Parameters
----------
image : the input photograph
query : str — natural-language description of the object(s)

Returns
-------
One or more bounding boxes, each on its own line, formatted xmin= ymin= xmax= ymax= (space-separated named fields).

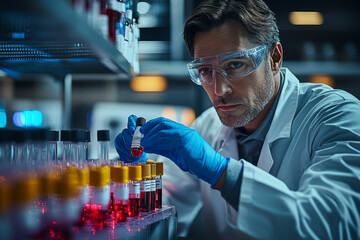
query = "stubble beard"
xmin=217 ymin=63 xmax=275 ymax=128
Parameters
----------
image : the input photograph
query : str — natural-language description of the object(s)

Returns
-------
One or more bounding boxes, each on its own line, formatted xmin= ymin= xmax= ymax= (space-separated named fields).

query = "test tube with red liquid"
xmin=104 ymin=0 xmax=120 ymax=44
xmin=111 ymin=165 xmax=129 ymax=222
xmin=131 ymin=117 xmax=146 ymax=157
xmin=128 ymin=165 xmax=141 ymax=217
xmin=146 ymin=162 xmax=156 ymax=211
xmin=155 ymin=162 xmax=163 ymax=208
xmin=140 ymin=164 xmax=151 ymax=212
xmin=88 ymin=166 xmax=111 ymax=230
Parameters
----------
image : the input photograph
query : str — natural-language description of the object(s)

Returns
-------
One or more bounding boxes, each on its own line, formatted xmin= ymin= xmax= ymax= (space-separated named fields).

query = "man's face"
xmin=193 ymin=21 xmax=275 ymax=128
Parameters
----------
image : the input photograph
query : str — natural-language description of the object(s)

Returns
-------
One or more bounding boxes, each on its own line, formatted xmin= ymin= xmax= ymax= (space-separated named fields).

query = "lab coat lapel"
xmin=216 ymin=126 xmax=239 ymax=160
xmin=257 ymin=68 xmax=299 ymax=172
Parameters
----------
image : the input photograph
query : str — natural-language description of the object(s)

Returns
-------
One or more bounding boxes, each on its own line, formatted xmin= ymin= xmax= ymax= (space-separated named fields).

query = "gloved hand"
xmin=141 ymin=117 xmax=229 ymax=187
xmin=114 ymin=115 xmax=148 ymax=163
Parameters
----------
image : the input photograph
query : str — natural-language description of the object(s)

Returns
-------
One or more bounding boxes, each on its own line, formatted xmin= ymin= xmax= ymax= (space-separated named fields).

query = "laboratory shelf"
xmin=75 ymin=205 xmax=177 ymax=240
xmin=0 ymin=0 xmax=133 ymax=78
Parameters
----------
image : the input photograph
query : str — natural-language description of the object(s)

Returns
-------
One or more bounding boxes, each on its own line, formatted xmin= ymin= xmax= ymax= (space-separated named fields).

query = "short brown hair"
xmin=183 ymin=0 xmax=280 ymax=57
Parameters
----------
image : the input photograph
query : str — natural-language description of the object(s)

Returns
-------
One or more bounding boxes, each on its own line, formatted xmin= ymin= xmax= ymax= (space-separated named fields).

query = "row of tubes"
xmin=0 ymin=129 xmax=164 ymax=239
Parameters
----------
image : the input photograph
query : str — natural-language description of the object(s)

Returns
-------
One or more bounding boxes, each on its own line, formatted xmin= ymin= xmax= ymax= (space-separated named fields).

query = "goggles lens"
xmin=187 ymin=45 xmax=269 ymax=85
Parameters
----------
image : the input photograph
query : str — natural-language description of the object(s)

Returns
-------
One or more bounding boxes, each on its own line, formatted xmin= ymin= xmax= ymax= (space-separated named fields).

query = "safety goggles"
xmin=187 ymin=45 xmax=269 ymax=85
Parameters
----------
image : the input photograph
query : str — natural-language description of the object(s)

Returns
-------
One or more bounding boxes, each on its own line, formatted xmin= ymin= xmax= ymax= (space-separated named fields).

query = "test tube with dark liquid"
xmin=140 ymin=164 xmax=151 ymax=212
xmin=155 ymin=162 xmax=164 ymax=208
xmin=128 ymin=165 xmax=142 ymax=217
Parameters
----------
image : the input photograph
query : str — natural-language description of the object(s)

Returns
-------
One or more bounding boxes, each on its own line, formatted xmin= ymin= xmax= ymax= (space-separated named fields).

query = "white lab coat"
xmin=159 ymin=68 xmax=360 ymax=239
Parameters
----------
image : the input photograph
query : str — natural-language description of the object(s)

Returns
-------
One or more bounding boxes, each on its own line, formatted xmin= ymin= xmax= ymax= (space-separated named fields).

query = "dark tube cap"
xmin=136 ymin=117 xmax=146 ymax=126
xmin=0 ymin=129 xmax=10 ymax=142
xmin=60 ymin=130 xmax=71 ymax=141
xmin=97 ymin=130 xmax=110 ymax=141
xmin=47 ymin=130 xmax=59 ymax=141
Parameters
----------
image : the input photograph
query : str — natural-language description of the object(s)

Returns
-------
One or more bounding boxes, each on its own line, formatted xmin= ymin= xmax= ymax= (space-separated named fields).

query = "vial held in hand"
xmin=131 ymin=117 xmax=146 ymax=157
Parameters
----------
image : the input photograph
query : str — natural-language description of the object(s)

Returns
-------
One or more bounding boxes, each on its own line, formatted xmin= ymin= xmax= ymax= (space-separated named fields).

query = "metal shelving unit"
xmin=0 ymin=0 xmax=133 ymax=79
xmin=0 ymin=0 xmax=136 ymax=129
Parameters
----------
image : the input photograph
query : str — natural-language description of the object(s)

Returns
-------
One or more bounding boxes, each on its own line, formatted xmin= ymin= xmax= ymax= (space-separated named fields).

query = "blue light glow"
xmin=0 ymin=110 xmax=6 ymax=128
xmin=13 ymin=110 xmax=43 ymax=128
xmin=12 ymin=32 xmax=25 ymax=39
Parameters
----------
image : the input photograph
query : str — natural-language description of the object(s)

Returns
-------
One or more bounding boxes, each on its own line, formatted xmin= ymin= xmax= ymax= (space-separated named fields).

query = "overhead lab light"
xmin=289 ymin=11 xmax=324 ymax=25
xmin=130 ymin=75 xmax=167 ymax=92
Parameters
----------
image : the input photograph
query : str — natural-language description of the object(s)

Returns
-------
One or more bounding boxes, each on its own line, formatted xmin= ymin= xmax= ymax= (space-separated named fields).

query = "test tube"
xmin=77 ymin=166 xmax=90 ymax=206
xmin=105 ymin=0 xmax=120 ymax=44
xmin=47 ymin=131 xmax=59 ymax=164
xmin=131 ymin=117 xmax=146 ymax=157
xmin=11 ymin=174 xmax=41 ymax=239
xmin=149 ymin=163 xmax=156 ymax=211
xmin=111 ymin=165 xmax=129 ymax=222
xmin=140 ymin=164 xmax=151 ymax=212
xmin=13 ymin=130 xmax=27 ymax=170
xmin=61 ymin=130 xmax=74 ymax=167
xmin=128 ymin=165 xmax=141 ymax=217
xmin=77 ymin=166 xmax=90 ymax=227
xmin=155 ymin=162 xmax=163 ymax=208
xmin=26 ymin=129 xmax=48 ymax=171
xmin=75 ymin=130 xmax=90 ymax=164
xmin=0 ymin=181 xmax=12 ymax=240
xmin=88 ymin=166 xmax=111 ymax=229
xmin=0 ymin=129 xmax=11 ymax=172
xmin=56 ymin=170 xmax=81 ymax=233
xmin=97 ymin=130 xmax=110 ymax=164
xmin=37 ymin=170 xmax=59 ymax=235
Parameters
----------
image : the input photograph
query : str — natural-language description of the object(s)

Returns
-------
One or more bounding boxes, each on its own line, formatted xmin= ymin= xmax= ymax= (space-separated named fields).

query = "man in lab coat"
xmin=115 ymin=0 xmax=360 ymax=239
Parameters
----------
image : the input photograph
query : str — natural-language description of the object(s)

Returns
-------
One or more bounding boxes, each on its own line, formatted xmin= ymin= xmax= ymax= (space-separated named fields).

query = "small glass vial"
xmin=131 ymin=117 xmax=146 ymax=157
xmin=76 ymin=166 xmax=90 ymax=227
xmin=23 ymin=129 xmax=48 ymax=173
xmin=12 ymin=175 xmax=41 ymax=239
xmin=140 ymin=164 xmax=151 ymax=212
xmin=77 ymin=167 xmax=90 ymax=207
xmin=0 ymin=181 xmax=12 ymax=240
xmin=76 ymin=130 xmax=91 ymax=165
xmin=47 ymin=130 xmax=59 ymax=164
xmin=127 ymin=165 xmax=141 ymax=217
xmin=56 ymin=170 xmax=81 ymax=233
xmin=13 ymin=130 xmax=27 ymax=169
xmin=0 ymin=129 xmax=11 ymax=172
xmin=61 ymin=130 xmax=74 ymax=167
xmin=149 ymin=163 xmax=156 ymax=211
xmin=111 ymin=165 xmax=129 ymax=222
xmin=88 ymin=166 xmax=111 ymax=229
xmin=155 ymin=162 xmax=163 ymax=208
xmin=106 ymin=0 xmax=120 ymax=44
xmin=97 ymin=130 xmax=110 ymax=165
xmin=146 ymin=160 xmax=156 ymax=211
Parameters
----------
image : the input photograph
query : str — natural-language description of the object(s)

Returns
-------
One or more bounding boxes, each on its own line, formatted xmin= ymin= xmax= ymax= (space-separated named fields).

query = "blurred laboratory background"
xmin=1 ymin=0 xmax=359 ymax=159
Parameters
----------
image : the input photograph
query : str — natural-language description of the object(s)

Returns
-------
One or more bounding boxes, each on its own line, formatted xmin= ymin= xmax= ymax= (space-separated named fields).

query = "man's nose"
xmin=213 ymin=69 xmax=232 ymax=96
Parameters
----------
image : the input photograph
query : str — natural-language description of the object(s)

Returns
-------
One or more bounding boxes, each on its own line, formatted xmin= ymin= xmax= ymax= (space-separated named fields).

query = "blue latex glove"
xmin=141 ymin=117 xmax=229 ymax=187
xmin=114 ymin=115 xmax=148 ymax=163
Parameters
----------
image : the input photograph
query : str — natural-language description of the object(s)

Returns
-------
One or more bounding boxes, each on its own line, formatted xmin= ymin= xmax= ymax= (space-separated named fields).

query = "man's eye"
xmin=198 ymin=67 xmax=212 ymax=75
xmin=227 ymin=61 xmax=243 ymax=69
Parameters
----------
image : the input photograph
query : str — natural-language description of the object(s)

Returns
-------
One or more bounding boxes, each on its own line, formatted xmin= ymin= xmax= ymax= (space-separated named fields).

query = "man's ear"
xmin=270 ymin=42 xmax=283 ymax=76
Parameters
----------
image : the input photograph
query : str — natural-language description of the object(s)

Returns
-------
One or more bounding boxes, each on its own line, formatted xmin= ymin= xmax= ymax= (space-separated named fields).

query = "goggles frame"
xmin=187 ymin=44 xmax=269 ymax=85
